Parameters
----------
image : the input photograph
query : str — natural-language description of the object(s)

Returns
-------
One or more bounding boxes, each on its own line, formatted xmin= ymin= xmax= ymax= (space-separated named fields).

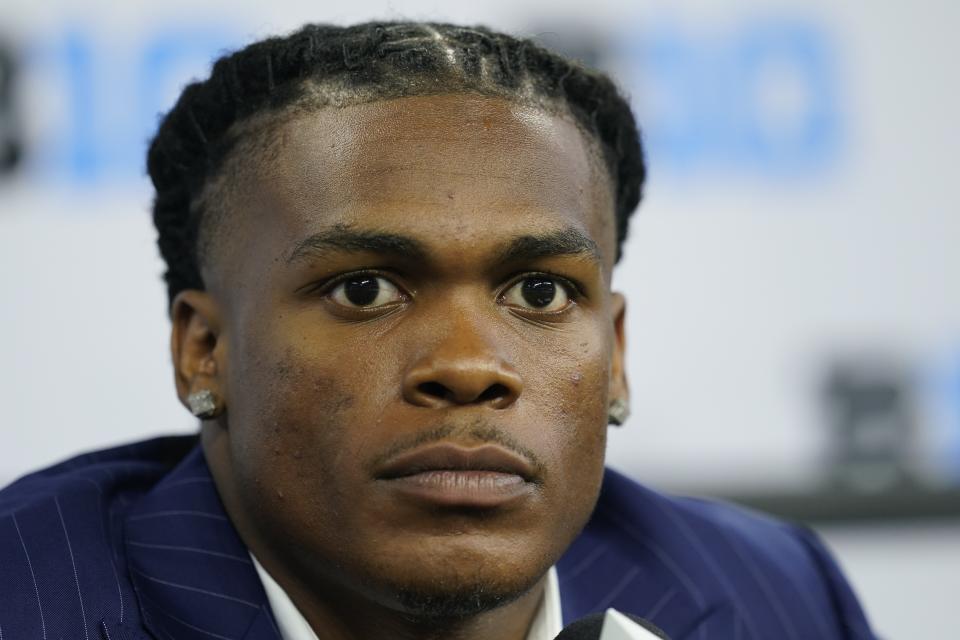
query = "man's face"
xmin=182 ymin=93 xmax=627 ymax=616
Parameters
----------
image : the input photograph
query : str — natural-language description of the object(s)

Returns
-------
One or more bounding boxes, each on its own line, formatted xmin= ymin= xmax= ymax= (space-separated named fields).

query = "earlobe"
xmin=170 ymin=290 xmax=226 ymax=419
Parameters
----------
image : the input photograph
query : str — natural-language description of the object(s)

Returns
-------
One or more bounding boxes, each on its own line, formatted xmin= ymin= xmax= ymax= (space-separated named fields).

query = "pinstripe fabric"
xmin=557 ymin=477 xmax=876 ymax=639
xmin=0 ymin=437 xmax=195 ymax=640
xmin=0 ymin=436 xmax=876 ymax=639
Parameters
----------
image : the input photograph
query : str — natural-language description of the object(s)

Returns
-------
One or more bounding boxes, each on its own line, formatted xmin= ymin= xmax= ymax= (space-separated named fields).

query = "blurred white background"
xmin=1 ymin=1 xmax=958 ymax=637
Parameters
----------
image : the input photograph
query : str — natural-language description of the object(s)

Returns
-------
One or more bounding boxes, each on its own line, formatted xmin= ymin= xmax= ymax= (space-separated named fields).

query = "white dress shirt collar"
xmin=252 ymin=555 xmax=563 ymax=640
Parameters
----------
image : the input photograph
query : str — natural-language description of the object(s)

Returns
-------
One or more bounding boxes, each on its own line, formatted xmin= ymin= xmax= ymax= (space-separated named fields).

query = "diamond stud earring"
xmin=608 ymin=398 xmax=630 ymax=426
xmin=187 ymin=389 xmax=220 ymax=420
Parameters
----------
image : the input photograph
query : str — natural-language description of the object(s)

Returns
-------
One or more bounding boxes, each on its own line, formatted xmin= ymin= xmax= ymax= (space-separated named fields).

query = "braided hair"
xmin=147 ymin=21 xmax=645 ymax=307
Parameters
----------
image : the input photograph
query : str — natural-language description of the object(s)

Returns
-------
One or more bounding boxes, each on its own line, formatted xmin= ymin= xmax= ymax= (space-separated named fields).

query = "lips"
xmin=375 ymin=443 xmax=538 ymax=508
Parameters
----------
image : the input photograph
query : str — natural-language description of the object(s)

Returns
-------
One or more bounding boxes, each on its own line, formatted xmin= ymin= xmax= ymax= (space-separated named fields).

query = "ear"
xmin=170 ymin=289 xmax=226 ymax=417
xmin=608 ymin=292 xmax=629 ymax=406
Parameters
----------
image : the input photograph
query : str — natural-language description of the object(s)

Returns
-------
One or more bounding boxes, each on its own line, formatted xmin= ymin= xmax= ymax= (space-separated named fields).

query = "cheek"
xmin=526 ymin=330 xmax=610 ymax=496
xmin=226 ymin=336 xmax=364 ymax=521
xmin=541 ymin=331 xmax=610 ymax=428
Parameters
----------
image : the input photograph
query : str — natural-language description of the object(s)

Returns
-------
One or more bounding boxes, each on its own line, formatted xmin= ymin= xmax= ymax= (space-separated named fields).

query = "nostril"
xmin=477 ymin=383 xmax=510 ymax=403
xmin=414 ymin=381 xmax=512 ymax=405
xmin=417 ymin=381 xmax=451 ymax=400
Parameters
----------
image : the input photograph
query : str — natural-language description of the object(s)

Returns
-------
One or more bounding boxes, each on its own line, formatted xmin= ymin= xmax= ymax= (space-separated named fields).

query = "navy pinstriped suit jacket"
xmin=0 ymin=436 xmax=875 ymax=639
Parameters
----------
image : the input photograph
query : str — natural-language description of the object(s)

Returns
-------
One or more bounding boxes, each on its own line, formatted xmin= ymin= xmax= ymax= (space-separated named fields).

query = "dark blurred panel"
xmin=0 ymin=37 xmax=22 ymax=176
xmin=824 ymin=356 xmax=916 ymax=492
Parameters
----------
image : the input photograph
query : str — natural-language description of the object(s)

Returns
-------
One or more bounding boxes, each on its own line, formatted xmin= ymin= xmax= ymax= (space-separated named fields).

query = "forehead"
xmin=205 ymin=93 xmax=615 ymax=288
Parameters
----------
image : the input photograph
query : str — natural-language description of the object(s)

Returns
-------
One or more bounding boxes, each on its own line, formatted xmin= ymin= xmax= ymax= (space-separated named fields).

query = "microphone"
xmin=554 ymin=609 xmax=671 ymax=640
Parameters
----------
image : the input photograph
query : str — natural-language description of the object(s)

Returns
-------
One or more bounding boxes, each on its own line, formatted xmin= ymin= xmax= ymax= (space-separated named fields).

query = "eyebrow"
xmin=496 ymin=227 xmax=602 ymax=266
xmin=286 ymin=226 xmax=430 ymax=265
xmin=285 ymin=224 xmax=602 ymax=266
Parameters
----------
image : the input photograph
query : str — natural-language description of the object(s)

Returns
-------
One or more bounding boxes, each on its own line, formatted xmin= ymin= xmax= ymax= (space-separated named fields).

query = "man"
xmin=0 ymin=22 xmax=875 ymax=640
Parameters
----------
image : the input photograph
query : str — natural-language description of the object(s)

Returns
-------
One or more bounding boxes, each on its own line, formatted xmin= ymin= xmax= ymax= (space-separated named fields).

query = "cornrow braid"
xmin=147 ymin=21 xmax=645 ymax=307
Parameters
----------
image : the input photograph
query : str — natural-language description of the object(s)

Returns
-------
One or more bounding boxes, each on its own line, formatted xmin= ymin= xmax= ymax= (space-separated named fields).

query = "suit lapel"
xmin=121 ymin=446 xmax=280 ymax=640
xmin=557 ymin=470 xmax=716 ymax=640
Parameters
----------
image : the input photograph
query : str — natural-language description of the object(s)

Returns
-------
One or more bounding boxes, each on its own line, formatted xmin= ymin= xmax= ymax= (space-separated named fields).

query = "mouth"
xmin=375 ymin=442 xmax=538 ymax=508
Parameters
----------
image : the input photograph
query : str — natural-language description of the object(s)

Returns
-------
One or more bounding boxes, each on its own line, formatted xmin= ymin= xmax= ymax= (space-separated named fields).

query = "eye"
xmin=502 ymin=276 xmax=573 ymax=312
xmin=328 ymin=275 xmax=404 ymax=308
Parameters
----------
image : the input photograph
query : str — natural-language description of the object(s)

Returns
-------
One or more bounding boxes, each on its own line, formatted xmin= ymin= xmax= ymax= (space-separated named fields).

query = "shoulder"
xmin=603 ymin=469 xmax=822 ymax=580
xmin=561 ymin=467 xmax=875 ymax=639
xmin=1 ymin=435 xmax=198 ymax=510
xmin=0 ymin=435 xmax=198 ymax=637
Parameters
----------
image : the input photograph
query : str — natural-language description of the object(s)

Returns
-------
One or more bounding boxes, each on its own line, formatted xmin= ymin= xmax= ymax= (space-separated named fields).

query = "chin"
xmin=355 ymin=536 xmax=552 ymax=620
xmin=390 ymin=577 xmax=534 ymax=620
xmin=377 ymin=564 xmax=545 ymax=621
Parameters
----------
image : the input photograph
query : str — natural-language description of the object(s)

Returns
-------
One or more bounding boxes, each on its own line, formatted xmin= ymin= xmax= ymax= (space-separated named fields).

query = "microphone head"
xmin=553 ymin=613 xmax=605 ymax=640
xmin=553 ymin=611 xmax=671 ymax=640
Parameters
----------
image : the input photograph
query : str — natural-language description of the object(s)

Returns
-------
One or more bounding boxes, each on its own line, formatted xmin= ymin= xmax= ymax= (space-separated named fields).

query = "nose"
xmin=402 ymin=322 xmax=522 ymax=410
